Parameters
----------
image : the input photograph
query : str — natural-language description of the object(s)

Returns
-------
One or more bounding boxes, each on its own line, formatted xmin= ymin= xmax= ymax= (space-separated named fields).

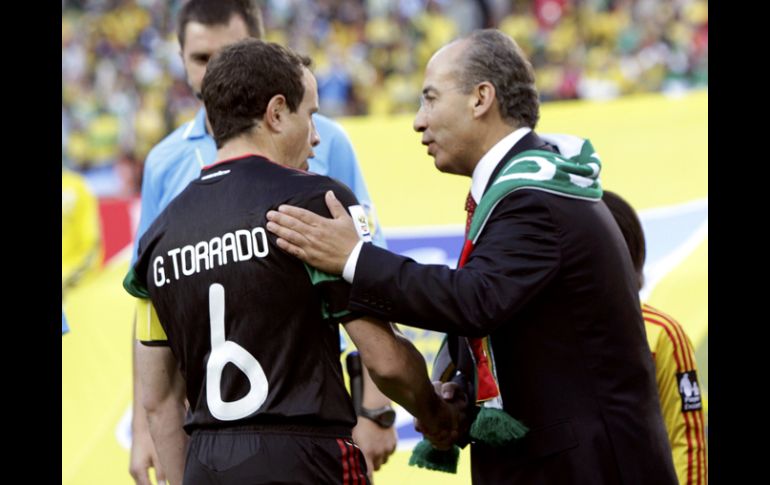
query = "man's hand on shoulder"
xmin=266 ymin=190 xmax=359 ymax=274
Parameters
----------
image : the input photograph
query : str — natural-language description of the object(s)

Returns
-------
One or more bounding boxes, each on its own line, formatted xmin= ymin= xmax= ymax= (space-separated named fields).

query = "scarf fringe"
xmin=469 ymin=407 xmax=529 ymax=446
xmin=408 ymin=440 xmax=460 ymax=474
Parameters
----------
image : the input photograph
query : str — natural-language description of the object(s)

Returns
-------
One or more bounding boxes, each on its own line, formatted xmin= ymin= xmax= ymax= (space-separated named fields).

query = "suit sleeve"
xmin=348 ymin=190 xmax=561 ymax=337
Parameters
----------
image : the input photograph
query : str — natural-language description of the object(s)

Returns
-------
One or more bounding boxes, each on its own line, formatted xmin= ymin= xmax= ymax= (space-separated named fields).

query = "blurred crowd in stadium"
xmin=61 ymin=0 xmax=707 ymax=197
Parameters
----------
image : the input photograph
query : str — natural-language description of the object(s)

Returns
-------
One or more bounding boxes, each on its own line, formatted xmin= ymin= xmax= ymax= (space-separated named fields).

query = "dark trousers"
xmin=184 ymin=429 xmax=370 ymax=485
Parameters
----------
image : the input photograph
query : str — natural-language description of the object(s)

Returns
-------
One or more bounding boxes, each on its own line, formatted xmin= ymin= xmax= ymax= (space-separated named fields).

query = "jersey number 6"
xmin=206 ymin=283 xmax=269 ymax=421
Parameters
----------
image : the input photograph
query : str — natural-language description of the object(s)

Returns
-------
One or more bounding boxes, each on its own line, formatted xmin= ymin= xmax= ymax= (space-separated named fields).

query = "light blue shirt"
xmin=62 ymin=310 xmax=69 ymax=335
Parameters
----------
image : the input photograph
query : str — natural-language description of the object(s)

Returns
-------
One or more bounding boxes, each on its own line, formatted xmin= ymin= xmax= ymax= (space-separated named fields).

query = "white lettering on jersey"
xmin=181 ymin=245 xmax=196 ymax=276
xmin=195 ymin=241 xmax=210 ymax=272
xmin=235 ymin=229 xmax=253 ymax=261
xmin=167 ymin=248 xmax=181 ymax=280
xmin=205 ymin=283 xmax=269 ymax=421
xmin=209 ymin=236 xmax=223 ymax=267
xmin=151 ymin=226 xmax=272 ymax=288
xmin=222 ymin=233 xmax=237 ymax=265
xmin=252 ymin=228 xmax=269 ymax=257
xmin=153 ymin=256 xmax=166 ymax=287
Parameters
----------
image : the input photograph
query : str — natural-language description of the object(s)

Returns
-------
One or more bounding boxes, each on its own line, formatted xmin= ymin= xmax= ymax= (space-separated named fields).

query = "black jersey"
xmin=125 ymin=155 xmax=361 ymax=435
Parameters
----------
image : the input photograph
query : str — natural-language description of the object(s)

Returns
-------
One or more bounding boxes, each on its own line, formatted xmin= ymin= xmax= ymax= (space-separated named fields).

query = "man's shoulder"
xmin=144 ymin=119 xmax=203 ymax=168
xmin=642 ymin=304 xmax=688 ymax=337
xmin=312 ymin=173 xmax=356 ymax=199
xmin=283 ymin=170 xmax=358 ymax=211
xmin=289 ymin=169 xmax=353 ymax=197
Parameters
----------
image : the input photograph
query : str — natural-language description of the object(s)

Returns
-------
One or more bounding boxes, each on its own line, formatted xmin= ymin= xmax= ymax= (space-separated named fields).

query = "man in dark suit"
xmin=266 ymin=29 xmax=676 ymax=484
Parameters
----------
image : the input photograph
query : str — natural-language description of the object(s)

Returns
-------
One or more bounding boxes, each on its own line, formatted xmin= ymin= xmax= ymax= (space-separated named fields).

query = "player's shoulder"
xmin=144 ymin=119 xmax=200 ymax=168
xmin=279 ymin=170 xmax=358 ymax=212
xmin=642 ymin=303 xmax=683 ymax=329
xmin=642 ymin=303 xmax=691 ymax=348
xmin=309 ymin=173 xmax=356 ymax=201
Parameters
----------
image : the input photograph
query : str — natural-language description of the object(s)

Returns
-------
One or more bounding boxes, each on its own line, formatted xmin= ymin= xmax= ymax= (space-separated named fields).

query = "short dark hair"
xmin=177 ymin=0 xmax=264 ymax=48
xmin=201 ymin=39 xmax=311 ymax=148
xmin=603 ymin=190 xmax=646 ymax=289
xmin=456 ymin=29 xmax=540 ymax=129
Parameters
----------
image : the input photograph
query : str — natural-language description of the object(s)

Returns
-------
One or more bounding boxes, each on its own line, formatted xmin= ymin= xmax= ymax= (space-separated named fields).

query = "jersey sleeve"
xmin=123 ymin=216 xmax=171 ymax=346
xmin=134 ymin=298 xmax=169 ymax=345
xmin=298 ymin=181 xmax=367 ymax=324
xmin=648 ymin=310 xmax=707 ymax=485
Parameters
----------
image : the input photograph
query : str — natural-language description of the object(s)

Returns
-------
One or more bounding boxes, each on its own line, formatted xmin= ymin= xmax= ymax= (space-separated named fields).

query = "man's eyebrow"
xmin=422 ymin=86 xmax=438 ymax=96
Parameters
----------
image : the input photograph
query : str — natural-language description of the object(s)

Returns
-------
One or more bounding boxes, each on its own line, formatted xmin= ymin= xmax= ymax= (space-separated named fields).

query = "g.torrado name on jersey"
xmin=152 ymin=227 xmax=269 ymax=287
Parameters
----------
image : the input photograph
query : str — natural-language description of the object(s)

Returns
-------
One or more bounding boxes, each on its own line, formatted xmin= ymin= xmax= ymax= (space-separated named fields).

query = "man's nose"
xmin=413 ymin=107 xmax=427 ymax=133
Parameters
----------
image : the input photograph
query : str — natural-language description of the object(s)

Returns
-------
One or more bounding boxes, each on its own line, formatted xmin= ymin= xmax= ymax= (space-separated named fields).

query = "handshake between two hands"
xmin=414 ymin=381 xmax=469 ymax=450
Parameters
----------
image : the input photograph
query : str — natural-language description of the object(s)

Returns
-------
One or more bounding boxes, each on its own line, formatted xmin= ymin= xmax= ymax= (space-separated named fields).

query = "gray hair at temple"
xmin=456 ymin=29 xmax=540 ymax=129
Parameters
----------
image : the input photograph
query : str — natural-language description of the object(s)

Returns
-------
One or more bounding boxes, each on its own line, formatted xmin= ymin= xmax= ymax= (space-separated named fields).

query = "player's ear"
xmin=265 ymin=95 xmax=287 ymax=132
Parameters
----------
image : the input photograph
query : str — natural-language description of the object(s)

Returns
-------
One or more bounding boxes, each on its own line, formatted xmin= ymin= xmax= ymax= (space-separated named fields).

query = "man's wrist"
xmin=358 ymin=405 xmax=396 ymax=428
xmin=342 ymin=240 xmax=364 ymax=283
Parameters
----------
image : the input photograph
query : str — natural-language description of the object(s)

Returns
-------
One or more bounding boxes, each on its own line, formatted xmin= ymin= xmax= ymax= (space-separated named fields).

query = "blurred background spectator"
xmin=62 ymin=167 xmax=103 ymax=297
xmin=61 ymin=0 xmax=707 ymax=197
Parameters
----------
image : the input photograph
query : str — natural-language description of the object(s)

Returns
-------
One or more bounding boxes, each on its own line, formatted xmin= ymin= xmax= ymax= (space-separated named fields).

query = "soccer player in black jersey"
xmin=124 ymin=39 xmax=459 ymax=485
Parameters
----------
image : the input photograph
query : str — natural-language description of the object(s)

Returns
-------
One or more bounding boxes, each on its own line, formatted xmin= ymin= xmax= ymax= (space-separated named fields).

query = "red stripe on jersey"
xmin=645 ymin=306 xmax=706 ymax=484
xmin=202 ymin=153 xmax=309 ymax=174
xmin=644 ymin=312 xmax=694 ymax=484
xmin=643 ymin=316 xmax=684 ymax=371
xmin=663 ymin=311 xmax=703 ymax=485
xmin=696 ymin=409 xmax=707 ymax=484
xmin=644 ymin=306 xmax=693 ymax=370
xmin=201 ymin=153 xmax=256 ymax=170
xmin=683 ymin=329 xmax=707 ymax=485
xmin=336 ymin=438 xmax=349 ymax=485
xmin=682 ymin=333 xmax=705 ymax=485
xmin=703 ymin=419 xmax=708 ymax=484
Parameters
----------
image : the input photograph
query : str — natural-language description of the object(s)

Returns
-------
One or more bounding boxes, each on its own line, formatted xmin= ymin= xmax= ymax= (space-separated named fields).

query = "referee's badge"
xmin=348 ymin=204 xmax=373 ymax=242
xmin=677 ymin=371 xmax=702 ymax=412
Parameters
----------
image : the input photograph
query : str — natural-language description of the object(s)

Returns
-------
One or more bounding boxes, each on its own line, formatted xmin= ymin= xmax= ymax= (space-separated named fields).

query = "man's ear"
xmin=265 ymin=95 xmax=288 ymax=132
xmin=472 ymin=81 xmax=496 ymax=119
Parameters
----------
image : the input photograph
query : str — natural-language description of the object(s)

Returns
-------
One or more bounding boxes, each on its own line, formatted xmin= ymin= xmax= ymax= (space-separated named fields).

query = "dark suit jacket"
xmin=348 ymin=132 xmax=677 ymax=484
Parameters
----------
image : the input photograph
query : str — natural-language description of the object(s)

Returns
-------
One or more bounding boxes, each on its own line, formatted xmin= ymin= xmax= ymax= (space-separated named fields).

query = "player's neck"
xmin=216 ymin=136 xmax=271 ymax=164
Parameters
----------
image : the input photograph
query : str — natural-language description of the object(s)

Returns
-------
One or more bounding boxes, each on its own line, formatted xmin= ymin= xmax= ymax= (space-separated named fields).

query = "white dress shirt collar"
xmin=470 ymin=127 xmax=532 ymax=203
